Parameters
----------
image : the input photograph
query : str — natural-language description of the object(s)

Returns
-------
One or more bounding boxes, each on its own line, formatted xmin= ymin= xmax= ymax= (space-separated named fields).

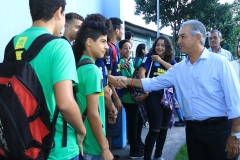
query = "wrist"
xmin=127 ymin=78 xmax=131 ymax=86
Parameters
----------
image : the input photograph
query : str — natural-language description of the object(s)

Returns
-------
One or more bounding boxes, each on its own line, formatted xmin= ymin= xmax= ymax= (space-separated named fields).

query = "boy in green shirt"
xmin=73 ymin=21 xmax=114 ymax=160
xmin=7 ymin=0 xmax=86 ymax=159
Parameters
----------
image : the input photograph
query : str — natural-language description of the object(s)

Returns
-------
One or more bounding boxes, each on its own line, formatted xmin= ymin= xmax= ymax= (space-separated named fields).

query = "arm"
xmin=87 ymin=93 xmax=113 ymax=159
xmin=220 ymin=59 xmax=240 ymax=158
xmin=226 ymin=117 xmax=240 ymax=158
xmin=104 ymin=86 xmax=118 ymax=115
xmin=107 ymin=69 xmax=122 ymax=111
xmin=121 ymin=67 xmax=175 ymax=92
xmin=138 ymin=67 xmax=147 ymax=79
xmin=54 ymin=80 xmax=86 ymax=136
xmin=109 ymin=83 xmax=122 ymax=112
xmin=151 ymin=55 xmax=172 ymax=69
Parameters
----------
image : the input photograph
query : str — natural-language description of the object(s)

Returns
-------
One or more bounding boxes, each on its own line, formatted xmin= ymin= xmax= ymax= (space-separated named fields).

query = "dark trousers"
xmin=123 ymin=102 xmax=143 ymax=152
xmin=186 ymin=120 xmax=237 ymax=160
xmin=144 ymin=95 xmax=172 ymax=160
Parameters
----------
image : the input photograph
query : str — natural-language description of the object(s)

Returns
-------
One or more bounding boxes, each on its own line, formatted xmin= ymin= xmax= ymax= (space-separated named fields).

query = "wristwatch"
xmin=230 ymin=132 xmax=240 ymax=139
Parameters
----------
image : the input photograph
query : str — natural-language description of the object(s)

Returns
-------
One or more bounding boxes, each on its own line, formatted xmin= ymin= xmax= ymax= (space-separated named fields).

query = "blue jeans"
xmin=70 ymin=155 xmax=79 ymax=160
xmin=186 ymin=120 xmax=237 ymax=160
xmin=83 ymin=154 xmax=102 ymax=160
xmin=176 ymin=108 xmax=184 ymax=121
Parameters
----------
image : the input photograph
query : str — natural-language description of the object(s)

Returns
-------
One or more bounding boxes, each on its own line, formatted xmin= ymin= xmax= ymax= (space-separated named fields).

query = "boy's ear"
xmin=64 ymin=23 xmax=69 ymax=29
xmin=54 ymin=7 xmax=63 ymax=20
xmin=116 ymin=28 xmax=119 ymax=34
xmin=86 ymin=38 xmax=93 ymax=47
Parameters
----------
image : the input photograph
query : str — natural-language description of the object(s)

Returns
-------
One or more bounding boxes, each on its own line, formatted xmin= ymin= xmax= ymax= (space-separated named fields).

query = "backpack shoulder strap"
xmin=4 ymin=34 xmax=58 ymax=62
xmin=23 ymin=34 xmax=59 ymax=62
xmin=75 ymin=58 xmax=94 ymax=122
xmin=76 ymin=58 xmax=94 ymax=68
xmin=108 ymin=42 xmax=117 ymax=65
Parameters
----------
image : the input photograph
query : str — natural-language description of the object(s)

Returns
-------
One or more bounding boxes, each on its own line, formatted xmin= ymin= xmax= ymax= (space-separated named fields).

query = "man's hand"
xmin=225 ymin=136 xmax=240 ymax=158
xmin=77 ymin=133 xmax=85 ymax=156
xmin=108 ymin=75 xmax=127 ymax=88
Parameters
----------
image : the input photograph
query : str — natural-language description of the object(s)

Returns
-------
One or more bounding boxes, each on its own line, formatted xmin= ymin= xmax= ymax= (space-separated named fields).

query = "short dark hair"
xmin=73 ymin=21 xmax=109 ymax=63
xmin=29 ymin=0 xmax=66 ymax=21
xmin=84 ymin=14 xmax=113 ymax=42
xmin=125 ymin=31 xmax=133 ymax=40
xmin=65 ymin=12 xmax=84 ymax=24
xmin=119 ymin=40 xmax=130 ymax=49
xmin=150 ymin=35 xmax=173 ymax=63
xmin=135 ymin=43 xmax=146 ymax=58
xmin=109 ymin=17 xmax=123 ymax=31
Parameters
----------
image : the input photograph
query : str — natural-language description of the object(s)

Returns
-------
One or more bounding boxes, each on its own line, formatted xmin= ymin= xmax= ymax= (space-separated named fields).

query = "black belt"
xmin=186 ymin=117 xmax=228 ymax=126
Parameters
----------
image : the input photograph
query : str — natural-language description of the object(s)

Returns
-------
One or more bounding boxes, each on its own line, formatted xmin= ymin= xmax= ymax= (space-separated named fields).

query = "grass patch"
xmin=174 ymin=144 xmax=188 ymax=160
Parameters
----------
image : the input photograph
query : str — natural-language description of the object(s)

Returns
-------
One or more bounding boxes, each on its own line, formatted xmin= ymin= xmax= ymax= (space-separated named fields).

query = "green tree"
xmin=134 ymin=0 xmax=235 ymax=55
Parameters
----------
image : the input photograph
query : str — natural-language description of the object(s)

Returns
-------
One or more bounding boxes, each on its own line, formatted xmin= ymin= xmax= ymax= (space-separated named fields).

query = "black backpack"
xmin=0 ymin=34 xmax=66 ymax=160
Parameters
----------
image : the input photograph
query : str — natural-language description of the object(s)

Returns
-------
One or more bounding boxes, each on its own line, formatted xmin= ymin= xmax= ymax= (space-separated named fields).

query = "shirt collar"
xmin=185 ymin=48 xmax=209 ymax=65
xmin=209 ymin=47 xmax=222 ymax=53
xmin=80 ymin=55 xmax=95 ymax=62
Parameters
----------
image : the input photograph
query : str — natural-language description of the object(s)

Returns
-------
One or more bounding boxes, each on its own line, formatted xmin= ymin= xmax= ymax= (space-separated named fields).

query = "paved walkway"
xmin=112 ymin=124 xmax=186 ymax=160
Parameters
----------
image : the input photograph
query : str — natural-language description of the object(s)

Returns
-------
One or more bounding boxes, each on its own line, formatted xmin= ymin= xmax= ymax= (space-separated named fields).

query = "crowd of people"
xmin=1 ymin=0 xmax=240 ymax=160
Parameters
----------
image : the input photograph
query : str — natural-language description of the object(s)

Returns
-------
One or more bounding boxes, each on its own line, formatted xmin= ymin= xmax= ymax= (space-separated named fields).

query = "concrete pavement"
xmin=112 ymin=124 xmax=186 ymax=160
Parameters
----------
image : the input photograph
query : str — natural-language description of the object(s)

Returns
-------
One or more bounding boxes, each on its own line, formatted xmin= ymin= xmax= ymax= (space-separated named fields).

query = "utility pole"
xmin=157 ymin=0 xmax=160 ymax=37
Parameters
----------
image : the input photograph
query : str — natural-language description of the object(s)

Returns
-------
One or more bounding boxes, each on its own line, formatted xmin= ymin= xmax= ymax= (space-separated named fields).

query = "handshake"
xmin=108 ymin=75 xmax=128 ymax=89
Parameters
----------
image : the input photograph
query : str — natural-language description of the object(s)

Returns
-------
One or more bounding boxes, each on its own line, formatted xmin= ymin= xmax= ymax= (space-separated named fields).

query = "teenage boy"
xmin=6 ymin=0 xmax=86 ymax=159
xmin=105 ymin=18 xmax=126 ymax=153
xmin=62 ymin=12 xmax=84 ymax=44
xmin=73 ymin=21 xmax=114 ymax=160
xmin=83 ymin=13 xmax=119 ymax=124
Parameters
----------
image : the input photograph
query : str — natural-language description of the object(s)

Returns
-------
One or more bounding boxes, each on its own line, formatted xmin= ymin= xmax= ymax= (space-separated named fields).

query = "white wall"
xmin=0 ymin=1 xmax=31 ymax=62
xmin=0 ymin=0 xmax=105 ymax=63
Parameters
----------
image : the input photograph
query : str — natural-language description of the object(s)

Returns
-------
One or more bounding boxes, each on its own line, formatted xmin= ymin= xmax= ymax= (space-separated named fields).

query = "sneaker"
xmin=129 ymin=151 xmax=144 ymax=159
xmin=174 ymin=121 xmax=186 ymax=127
xmin=153 ymin=157 xmax=164 ymax=160
xmin=113 ymin=155 xmax=120 ymax=160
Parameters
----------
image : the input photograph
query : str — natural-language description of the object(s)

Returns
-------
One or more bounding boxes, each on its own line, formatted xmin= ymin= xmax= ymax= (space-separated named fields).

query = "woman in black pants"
xmin=138 ymin=35 xmax=176 ymax=160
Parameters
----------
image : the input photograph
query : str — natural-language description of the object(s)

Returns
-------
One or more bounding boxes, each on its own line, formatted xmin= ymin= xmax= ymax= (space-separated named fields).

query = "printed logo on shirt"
xmin=142 ymin=57 xmax=147 ymax=63
xmin=154 ymin=62 xmax=160 ymax=66
xmin=153 ymin=68 xmax=166 ymax=76
xmin=117 ymin=64 xmax=121 ymax=72
xmin=98 ymin=91 xmax=104 ymax=97
xmin=99 ymin=67 xmax=103 ymax=80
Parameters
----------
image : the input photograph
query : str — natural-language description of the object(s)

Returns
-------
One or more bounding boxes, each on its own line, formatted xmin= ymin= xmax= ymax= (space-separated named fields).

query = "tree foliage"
xmin=134 ymin=0 xmax=237 ymax=56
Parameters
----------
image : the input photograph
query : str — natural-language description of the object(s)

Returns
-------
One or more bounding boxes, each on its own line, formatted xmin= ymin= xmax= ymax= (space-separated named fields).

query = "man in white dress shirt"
xmin=208 ymin=29 xmax=233 ymax=61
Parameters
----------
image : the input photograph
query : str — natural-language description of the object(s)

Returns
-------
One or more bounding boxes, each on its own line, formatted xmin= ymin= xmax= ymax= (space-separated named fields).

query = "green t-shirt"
xmin=14 ymin=27 xmax=79 ymax=160
xmin=120 ymin=58 xmax=135 ymax=103
xmin=74 ymin=55 xmax=106 ymax=156
xmin=134 ymin=57 xmax=143 ymax=68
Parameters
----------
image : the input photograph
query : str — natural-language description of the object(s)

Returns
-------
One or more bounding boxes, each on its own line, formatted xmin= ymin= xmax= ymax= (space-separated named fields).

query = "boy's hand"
xmin=102 ymin=148 xmax=114 ymax=160
xmin=77 ymin=133 xmax=85 ymax=156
